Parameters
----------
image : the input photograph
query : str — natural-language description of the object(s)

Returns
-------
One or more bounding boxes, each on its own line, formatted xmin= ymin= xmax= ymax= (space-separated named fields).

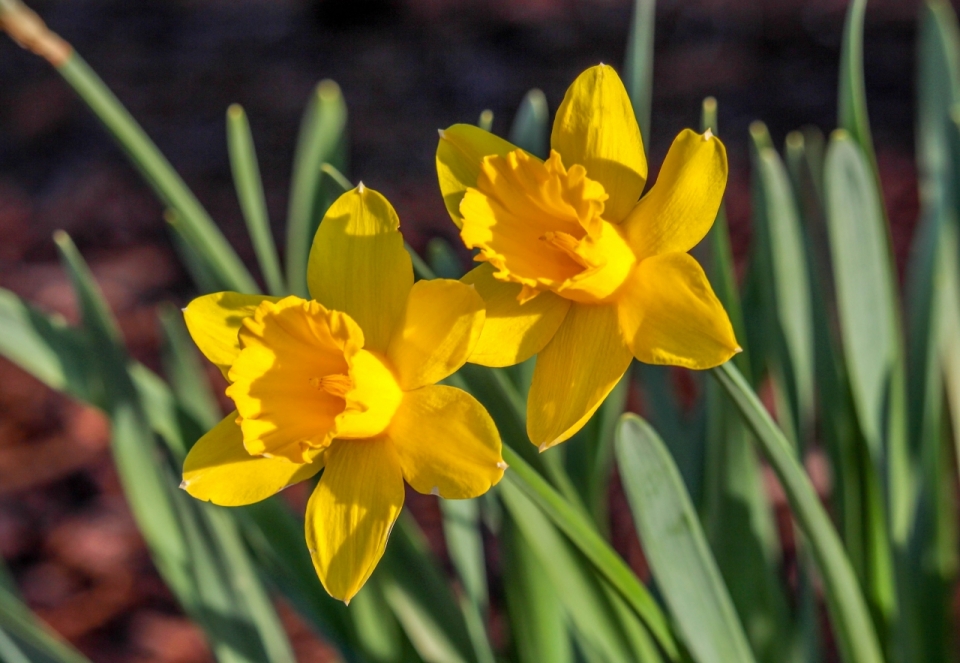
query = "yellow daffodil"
xmin=179 ymin=185 xmax=505 ymax=603
xmin=436 ymin=64 xmax=739 ymax=451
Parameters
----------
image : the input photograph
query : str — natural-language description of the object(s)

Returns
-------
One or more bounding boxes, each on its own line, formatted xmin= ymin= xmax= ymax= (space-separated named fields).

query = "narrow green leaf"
xmin=501 ymin=519 xmax=574 ymax=663
xmin=838 ymin=0 xmax=875 ymax=165
xmin=477 ymin=110 xmax=494 ymax=133
xmin=227 ymin=104 xmax=285 ymax=296
xmin=378 ymin=515 xmax=480 ymax=663
xmin=158 ymin=304 xmax=221 ymax=431
xmin=0 ymin=584 xmax=91 ymax=663
xmin=509 ymin=89 xmax=549 ymax=159
xmin=616 ymin=414 xmax=757 ymax=663
xmin=286 ymin=80 xmax=349 ymax=297
xmin=823 ymin=133 xmax=899 ymax=461
xmin=698 ymin=102 xmax=791 ymax=663
xmin=426 ymin=237 xmax=465 ymax=279
xmin=53 ymin=55 xmax=257 ymax=293
xmin=500 ymin=480 xmax=656 ymax=662
xmin=0 ymin=288 xmax=94 ymax=404
xmin=711 ymin=362 xmax=884 ymax=663
xmin=439 ymin=498 xmax=496 ymax=663
xmin=624 ymin=0 xmax=656 ymax=151
xmin=500 ymin=447 xmax=679 ymax=660
xmin=749 ymin=122 xmax=814 ymax=444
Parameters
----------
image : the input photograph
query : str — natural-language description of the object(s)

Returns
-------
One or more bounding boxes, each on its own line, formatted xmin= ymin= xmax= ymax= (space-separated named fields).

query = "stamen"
xmin=312 ymin=373 xmax=354 ymax=398
xmin=540 ymin=231 xmax=593 ymax=269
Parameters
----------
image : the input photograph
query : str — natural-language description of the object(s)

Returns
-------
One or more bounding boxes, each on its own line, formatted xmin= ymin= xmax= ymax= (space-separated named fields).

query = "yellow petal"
xmin=622 ymin=129 xmax=728 ymax=260
xmin=226 ymin=297 xmax=364 ymax=462
xmin=306 ymin=439 xmax=405 ymax=603
xmin=307 ymin=186 xmax=413 ymax=352
xmin=183 ymin=292 xmax=280 ymax=379
xmin=618 ymin=252 xmax=739 ymax=369
xmin=181 ymin=412 xmax=322 ymax=506
xmin=389 ymin=385 xmax=504 ymax=499
xmin=461 ymin=263 xmax=571 ymax=367
xmin=550 ymin=64 xmax=647 ymax=223
xmin=387 ymin=279 xmax=485 ymax=390
xmin=527 ymin=303 xmax=633 ymax=449
xmin=436 ymin=123 xmax=522 ymax=227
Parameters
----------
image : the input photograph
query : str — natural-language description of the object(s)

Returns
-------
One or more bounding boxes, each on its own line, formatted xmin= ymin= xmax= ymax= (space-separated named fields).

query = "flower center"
xmin=226 ymin=297 xmax=402 ymax=463
xmin=460 ymin=149 xmax=636 ymax=304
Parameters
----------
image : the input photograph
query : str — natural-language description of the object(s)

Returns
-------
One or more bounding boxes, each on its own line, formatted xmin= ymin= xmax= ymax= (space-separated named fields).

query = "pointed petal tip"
xmin=538 ymin=442 xmax=548 ymax=453
xmin=357 ymin=181 xmax=366 ymax=193
xmin=734 ymin=345 xmax=743 ymax=354
xmin=704 ymin=128 xmax=714 ymax=140
xmin=437 ymin=128 xmax=446 ymax=139
xmin=496 ymin=461 xmax=508 ymax=470
xmin=430 ymin=486 xmax=440 ymax=496
xmin=179 ymin=480 xmax=189 ymax=490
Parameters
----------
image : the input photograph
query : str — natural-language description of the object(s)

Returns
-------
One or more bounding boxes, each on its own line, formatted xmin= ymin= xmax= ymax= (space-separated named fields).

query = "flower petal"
xmin=183 ymin=292 xmax=280 ymax=379
xmin=618 ymin=252 xmax=739 ymax=369
xmin=306 ymin=439 xmax=405 ymax=604
xmin=436 ymin=123 xmax=522 ymax=227
xmin=307 ymin=186 xmax=413 ymax=352
xmin=461 ymin=263 xmax=571 ymax=367
xmin=550 ymin=64 xmax=647 ymax=223
xmin=622 ymin=129 xmax=728 ymax=260
xmin=527 ymin=302 xmax=632 ymax=449
xmin=387 ymin=279 xmax=485 ymax=390
xmin=226 ymin=297 xmax=364 ymax=462
xmin=389 ymin=385 xmax=504 ymax=499
xmin=387 ymin=385 xmax=507 ymax=500
xmin=182 ymin=412 xmax=322 ymax=506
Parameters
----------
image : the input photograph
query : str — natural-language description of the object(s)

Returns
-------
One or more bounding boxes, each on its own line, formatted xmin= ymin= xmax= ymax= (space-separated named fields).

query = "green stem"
xmin=711 ymin=362 xmax=884 ymax=663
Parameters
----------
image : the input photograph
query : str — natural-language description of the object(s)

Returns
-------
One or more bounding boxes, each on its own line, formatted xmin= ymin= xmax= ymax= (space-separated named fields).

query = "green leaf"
xmin=0 ymin=288 xmax=95 ymax=405
xmin=158 ymin=304 xmax=221 ymax=432
xmin=500 ymin=480 xmax=659 ymax=662
xmin=54 ymin=55 xmax=257 ymax=294
xmin=285 ymin=80 xmax=349 ymax=297
xmin=822 ymin=133 xmax=899 ymax=462
xmin=227 ymin=104 xmax=285 ymax=296
xmin=509 ymin=89 xmax=549 ymax=159
xmin=500 ymin=447 xmax=679 ymax=660
xmin=477 ymin=110 xmax=494 ymax=133
xmin=501 ymin=519 xmax=574 ymax=663
xmin=439 ymin=498 xmax=496 ymax=663
xmin=697 ymin=101 xmax=792 ymax=663
xmin=838 ymin=0 xmax=875 ymax=166
xmin=623 ymin=0 xmax=656 ymax=151
xmin=378 ymin=515 xmax=480 ymax=663
xmin=749 ymin=122 xmax=814 ymax=444
xmin=616 ymin=414 xmax=757 ymax=663
xmin=711 ymin=362 xmax=884 ymax=663
xmin=52 ymin=233 xmax=297 ymax=662
xmin=0 ymin=583 xmax=91 ymax=663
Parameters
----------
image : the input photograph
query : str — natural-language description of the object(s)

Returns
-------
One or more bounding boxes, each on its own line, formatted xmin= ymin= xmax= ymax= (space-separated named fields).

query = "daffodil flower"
xmin=436 ymin=64 xmax=739 ymax=451
xmin=179 ymin=185 xmax=505 ymax=603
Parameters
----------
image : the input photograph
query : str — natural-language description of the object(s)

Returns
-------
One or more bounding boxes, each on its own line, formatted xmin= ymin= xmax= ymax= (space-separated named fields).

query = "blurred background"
xmin=0 ymin=0 xmax=948 ymax=660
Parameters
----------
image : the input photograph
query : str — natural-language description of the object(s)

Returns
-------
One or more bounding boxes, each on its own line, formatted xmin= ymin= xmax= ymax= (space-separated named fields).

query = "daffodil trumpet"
xmin=179 ymin=185 xmax=505 ymax=603
xmin=437 ymin=64 xmax=740 ymax=451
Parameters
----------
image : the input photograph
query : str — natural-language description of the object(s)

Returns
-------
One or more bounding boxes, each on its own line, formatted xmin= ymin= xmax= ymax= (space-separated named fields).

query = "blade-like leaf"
xmin=285 ymin=80 xmax=349 ymax=297
xmin=711 ymin=362 xmax=884 ymax=663
xmin=48 ymin=49 xmax=257 ymax=293
xmin=616 ymin=414 xmax=757 ymax=663
xmin=501 ymin=519 xmax=574 ymax=663
xmin=227 ymin=104 xmax=285 ymax=296
xmin=624 ymin=0 xmax=656 ymax=151
xmin=509 ymin=89 xmax=549 ymax=159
